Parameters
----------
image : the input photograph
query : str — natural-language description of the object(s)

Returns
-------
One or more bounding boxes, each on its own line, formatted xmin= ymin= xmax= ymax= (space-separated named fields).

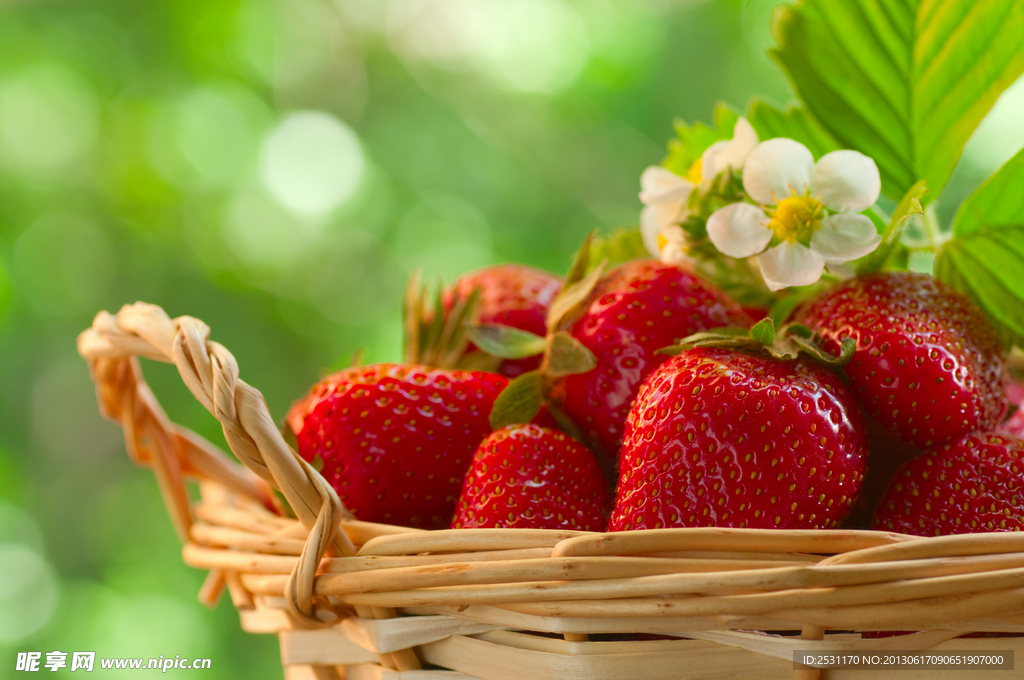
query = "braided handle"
xmin=78 ymin=302 xmax=355 ymax=627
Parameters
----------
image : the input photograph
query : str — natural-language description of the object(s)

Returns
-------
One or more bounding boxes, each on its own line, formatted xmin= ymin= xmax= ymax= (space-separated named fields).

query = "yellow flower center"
xmin=686 ymin=158 xmax=703 ymax=184
xmin=657 ymin=233 xmax=668 ymax=250
xmin=769 ymin=195 xmax=824 ymax=244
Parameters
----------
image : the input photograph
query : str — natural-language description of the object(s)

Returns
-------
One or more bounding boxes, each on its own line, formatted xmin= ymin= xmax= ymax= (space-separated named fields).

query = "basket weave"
xmin=79 ymin=302 xmax=1024 ymax=680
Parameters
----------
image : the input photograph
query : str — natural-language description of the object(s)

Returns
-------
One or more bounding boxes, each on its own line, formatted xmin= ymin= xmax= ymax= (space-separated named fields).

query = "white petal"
xmin=662 ymin=224 xmax=686 ymax=245
xmin=810 ymin=150 xmax=881 ymax=211
xmin=706 ymin=202 xmax=773 ymax=258
xmin=728 ymin=117 xmax=760 ymax=165
xmin=810 ymin=213 xmax=882 ymax=263
xmin=660 ymin=236 xmax=695 ymax=267
xmin=700 ymin=117 xmax=760 ymax=181
xmin=640 ymin=206 xmax=662 ymax=257
xmin=756 ymin=242 xmax=825 ymax=291
xmin=639 ymin=166 xmax=694 ymax=205
xmin=742 ymin=138 xmax=815 ymax=205
xmin=700 ymin=140 xmax=731 ymax=181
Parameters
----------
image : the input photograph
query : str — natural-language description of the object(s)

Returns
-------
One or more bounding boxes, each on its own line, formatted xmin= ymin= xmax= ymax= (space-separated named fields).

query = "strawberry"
xmin=609 ymin=346 xmax=868 ymax=531
xmin=450 ymin=424 xmax=610 ymax=530
xmin=791 ymin=272 xmax=1006 ymax=449
xmin=558 ymin=259 xmax=751 ymax=458
xmin=444 ymin=264 xmax=562 ymax=377
xmin=872 ymin=431 xmax=1024 ymax=536
xmin=287 ymin=363 xmax=507 ymax=529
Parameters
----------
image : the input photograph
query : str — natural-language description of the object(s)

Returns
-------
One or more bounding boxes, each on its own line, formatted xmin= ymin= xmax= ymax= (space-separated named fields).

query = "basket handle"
xmin=78 ymin=302 xmax=355 ymax=627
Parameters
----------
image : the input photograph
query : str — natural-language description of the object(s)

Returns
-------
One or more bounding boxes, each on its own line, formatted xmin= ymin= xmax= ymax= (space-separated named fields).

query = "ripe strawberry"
xmin=451 ymin=424 xmax=610 ymax=530
xmin=609 ymin=347 xmax=867 ymax=531
xmin=559 ymin=259 xmax=751 ymax=458
xmin=444 ymin=264 xmax=562 ymax=377
xmin=872 ymin=431 xmax=1024 ymax=535
xmin=792 ymin=272 xmax=1006 ymax=449
xmin=287 ymin=363 xmax=507 ymax=529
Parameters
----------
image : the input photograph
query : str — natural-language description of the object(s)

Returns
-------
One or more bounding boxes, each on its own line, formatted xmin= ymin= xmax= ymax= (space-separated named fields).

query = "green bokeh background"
xmin=1 ymin=0 xmax=1022 ymax=677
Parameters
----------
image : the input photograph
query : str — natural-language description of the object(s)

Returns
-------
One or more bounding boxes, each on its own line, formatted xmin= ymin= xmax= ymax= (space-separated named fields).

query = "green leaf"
xmin=656 ymin=326 xmax=756 ymax=355
xmin=788 ymin=334 xmax=857 ymax=368
xmin=564 ymin=230 xmax=595 ymax=289
xmin=544 ymin=331 xmax=597 ymax=378
xmin=745 ymin=98 xmax=840 ymax=160
xmin=772 ymin=0 xmax=1024 ymax=202
xmin=857 ymin=180 xmax=928 ymax=274
xmin=663 ymin=102 xmax=740 ymax=175
xmin=937 ymin=148 xmax=1024 ymax=347
xmin=935 ymin=224 xmax=1024 ymax=347
xmin=954 ymin=145 xmax=1024 ymax=237
xmin=546 ymin=260 xmax=607 ymax=331
xmin=750 ymin=317 xmax=777 ymax=346
xmin=589 ymin=227 xmax=650 ymax=271
xmin=465 ymin=324 xmax=546 ymax=359
xmin=489 ymin=370 xmax=544 ymax=430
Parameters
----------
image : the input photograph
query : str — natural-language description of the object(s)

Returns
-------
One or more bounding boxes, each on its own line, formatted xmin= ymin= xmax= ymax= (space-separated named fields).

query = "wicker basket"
xmin=78 ymin=302 xmax=1024 ymax=680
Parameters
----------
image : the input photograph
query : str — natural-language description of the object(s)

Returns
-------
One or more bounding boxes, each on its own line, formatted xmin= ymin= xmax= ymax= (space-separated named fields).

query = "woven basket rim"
xmin=78 ymin=302 xmax=1024 ymax=678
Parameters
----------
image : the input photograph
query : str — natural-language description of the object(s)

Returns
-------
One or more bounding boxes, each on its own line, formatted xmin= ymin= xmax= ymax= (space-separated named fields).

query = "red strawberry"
xmin=609 ymin=347 xmax=867 ymax=531
xmin=792 ymin=272 xmax=1006 ymax=449
xmin=872 ymin=431 xmax=1024 ymax=535
xmin=288 ymin=363 xmax=507 ymax=529
xmin=444 ymin=264 xmax=562 ymax=377
xmin=451 ymin=424 xmax=609 ymax=530
xmin=559 ymin=260 xmax=751 ymax=458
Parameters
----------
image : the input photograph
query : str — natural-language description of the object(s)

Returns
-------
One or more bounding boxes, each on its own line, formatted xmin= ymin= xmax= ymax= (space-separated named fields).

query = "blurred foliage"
xmin=0 ymin=0 xmax=1021 ymax=676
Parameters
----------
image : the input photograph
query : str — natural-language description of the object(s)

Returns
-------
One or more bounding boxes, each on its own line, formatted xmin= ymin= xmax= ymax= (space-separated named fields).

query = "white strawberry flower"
xmin=639 ymin=117 xmax=759 ymax=262
xmin=706 ymin=138 xmax=882 ymax=291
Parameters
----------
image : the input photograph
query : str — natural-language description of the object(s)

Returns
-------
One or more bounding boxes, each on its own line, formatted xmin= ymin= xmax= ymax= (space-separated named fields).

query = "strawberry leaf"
xmin=936 ymin=225 xmax=1024 ymax=348
xmin=564 ymin=230 xmax=595 ymax=289
xmin=403 ymin=269 xmax=425 ymax=363
xmin=750 ymin=317 xmax=777 ymax=346
xmin=937 ymin=146 xmax=1024 ymax=348
xmin=772 ymin=0 xmax=1024 ymax=202
xmin=659 ymin=322 xmax=854 ymax=367
xmin=465 ymin=324 xmax=547 ymax=359
xmin=857 ymin=180 xmax=928 ymax=275
xmin=453 ymin=351 xmax=503 ymax=372
xmin=545 ymin=260 xmax=607 ymax=332
xmin=788 ymin=334 xmax=857 ymax=369
xmin=489 ymin=370 xmax=544 ymax=430
xmin=656 ymin=326 xmax=757 ymax=355
xmin=402 ymin=271 xmax=482 ymax=368
xmin=953 ymin=145 xmax=1024 ymax=237
xmin=544 ymin=331 xmax=597 ymax=378
xmin=589 ymin=227 xmax=649 ymax=272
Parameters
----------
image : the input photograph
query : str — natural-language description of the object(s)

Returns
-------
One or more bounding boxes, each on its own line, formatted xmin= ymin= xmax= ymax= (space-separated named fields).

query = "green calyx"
xmin=658 ymin=317 xmax=856 ymax=369
xmin=403 ymin=270 xmax=497 ymax=371
xmin=482 ymin=233 xmax=605 ymax=434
